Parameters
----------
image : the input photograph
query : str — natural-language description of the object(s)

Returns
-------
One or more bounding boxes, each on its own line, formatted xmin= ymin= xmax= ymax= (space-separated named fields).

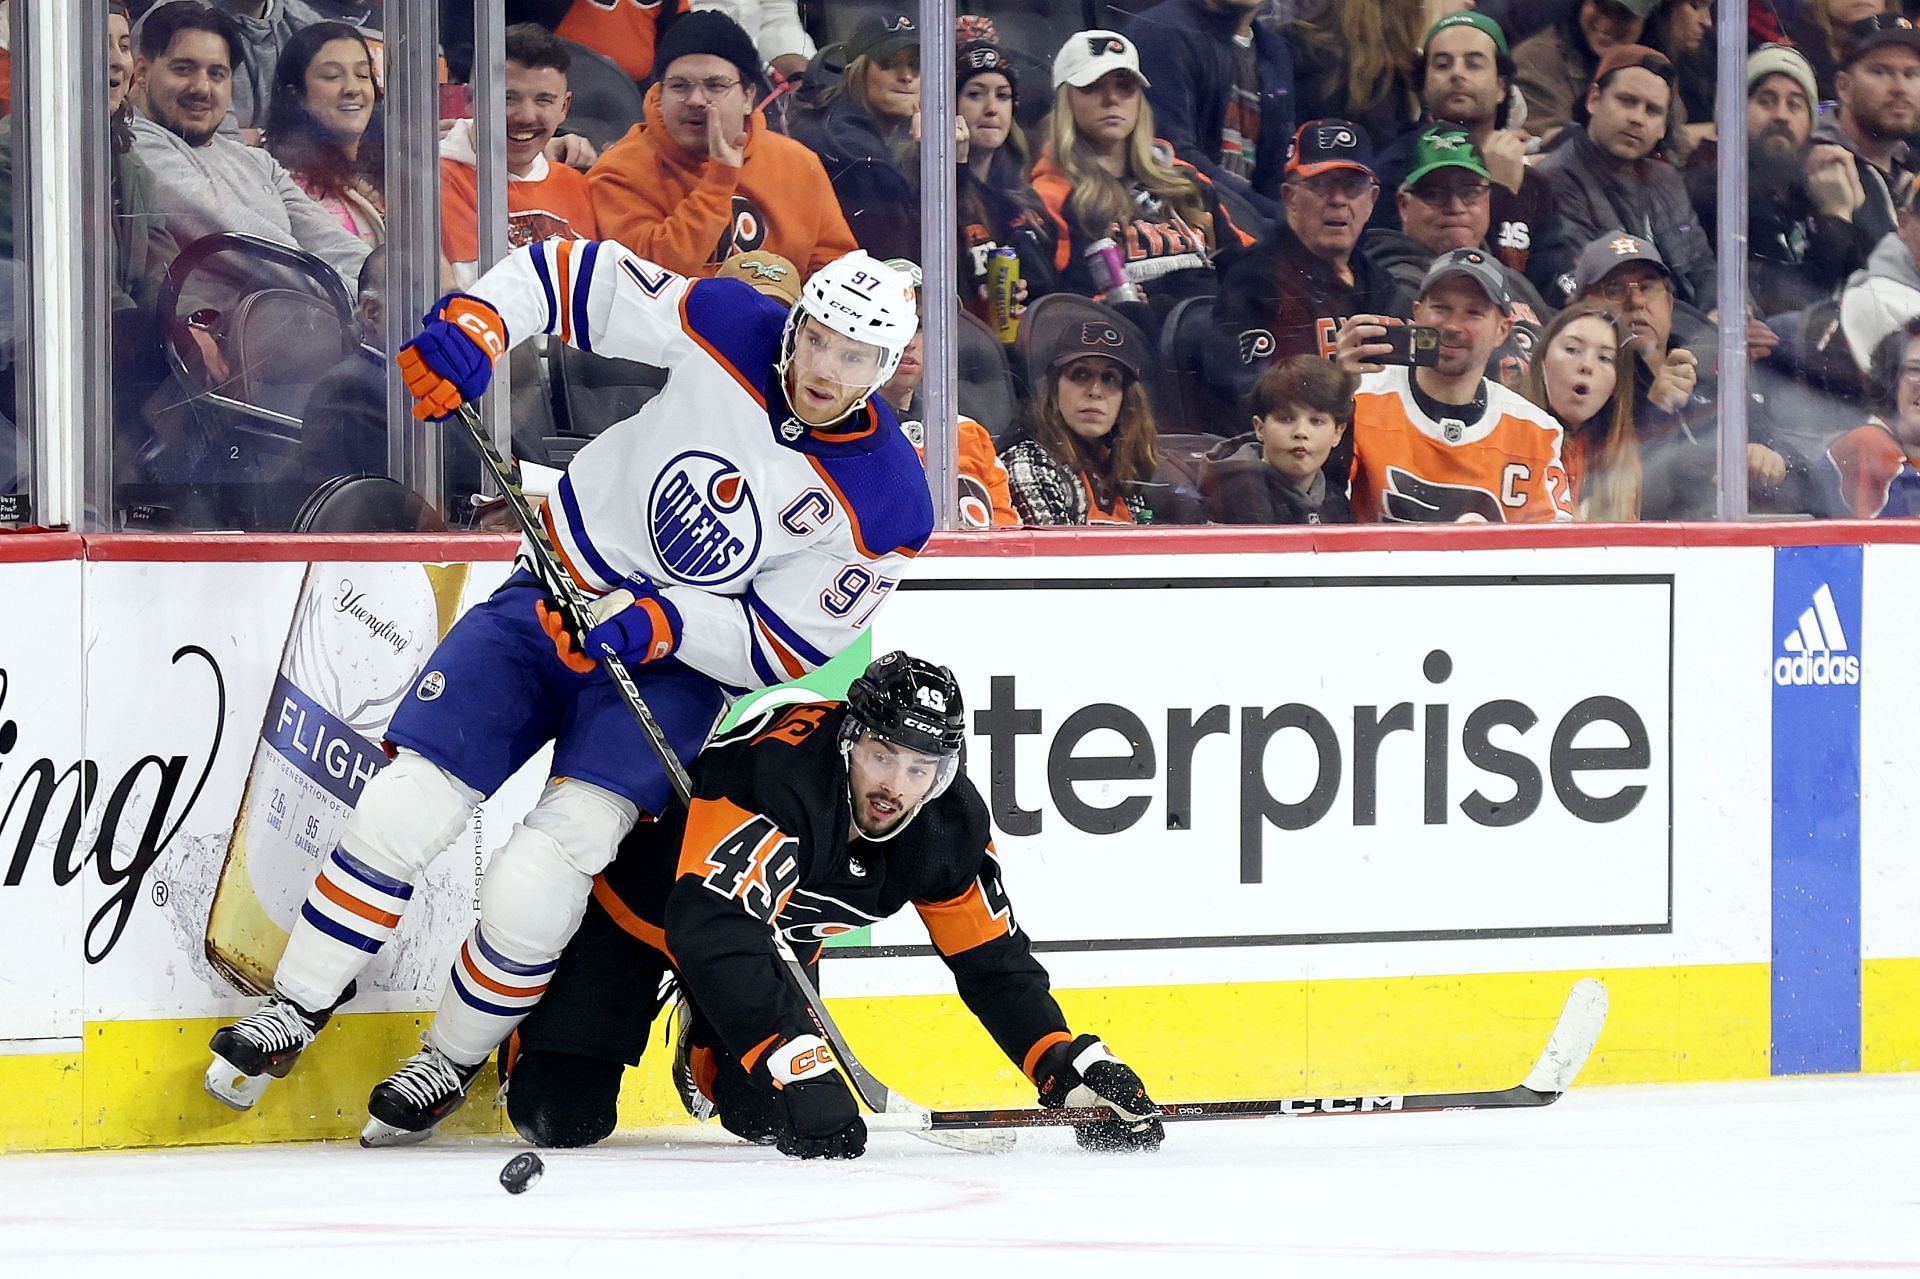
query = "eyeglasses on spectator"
xmin=1293 ymin=171 xmax=1378 ymax=201
xmin=1408 ymin=180 xmax=1492 ymax=207
xmin=1594 ymin=273 xmax=1669 ymax=303
xmin=663 ymin=76 xmax=743 ymax=100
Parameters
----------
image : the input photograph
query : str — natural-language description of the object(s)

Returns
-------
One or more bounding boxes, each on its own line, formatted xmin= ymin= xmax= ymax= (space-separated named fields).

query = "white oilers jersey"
xmin=467 ymin=238 xmax=933 ymax=693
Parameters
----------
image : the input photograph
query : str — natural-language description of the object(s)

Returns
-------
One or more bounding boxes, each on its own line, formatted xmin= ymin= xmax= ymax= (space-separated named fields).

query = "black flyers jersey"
xmin=597 ymin=700 xmax=1070 ymax=1083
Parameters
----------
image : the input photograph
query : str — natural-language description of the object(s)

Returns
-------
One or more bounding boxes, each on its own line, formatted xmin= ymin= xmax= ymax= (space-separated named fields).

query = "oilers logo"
xmin=649 ymin=451 xmax=762 ymax=586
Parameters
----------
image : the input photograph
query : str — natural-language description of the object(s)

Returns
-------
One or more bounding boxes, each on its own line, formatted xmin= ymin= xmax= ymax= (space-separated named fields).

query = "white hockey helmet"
xmin=776 ymin=251 xmax=920 ymax=420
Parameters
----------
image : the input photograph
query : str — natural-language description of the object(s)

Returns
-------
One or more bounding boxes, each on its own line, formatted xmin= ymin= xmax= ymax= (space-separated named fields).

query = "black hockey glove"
xmin=762 ymin=1033 xmax=866 ymax=1160
xmin=1035 ymin=1033 xmax=1164 ymax=1152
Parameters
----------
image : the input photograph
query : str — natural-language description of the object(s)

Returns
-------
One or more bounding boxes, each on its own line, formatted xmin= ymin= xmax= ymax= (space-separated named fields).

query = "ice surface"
xmin=4 ymin=1074 xmax=1916 ymax=1277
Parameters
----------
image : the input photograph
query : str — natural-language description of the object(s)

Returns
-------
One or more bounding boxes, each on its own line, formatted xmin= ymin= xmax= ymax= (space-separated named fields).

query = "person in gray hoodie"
xmin=129 ymin=2 xmax=369 ymax=296
xmin=136 ymin=0 xmax=332 ymax=141
xmin=1840 ymin=178 xmax=1920 ymax=378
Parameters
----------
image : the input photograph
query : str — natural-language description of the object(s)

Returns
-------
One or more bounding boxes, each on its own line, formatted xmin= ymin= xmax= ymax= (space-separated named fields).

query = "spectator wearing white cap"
xmin=1030 ymin=29 xmax=1253 ymax=332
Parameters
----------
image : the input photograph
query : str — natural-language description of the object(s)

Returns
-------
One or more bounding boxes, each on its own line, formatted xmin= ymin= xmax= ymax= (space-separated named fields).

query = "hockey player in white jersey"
xmin=204 ymin=243 xmax=928 ymax=1145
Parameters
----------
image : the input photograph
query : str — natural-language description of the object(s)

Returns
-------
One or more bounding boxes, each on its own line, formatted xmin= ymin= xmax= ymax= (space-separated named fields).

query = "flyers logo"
xmin=962 ymin=45 xmax=1004 ymax=70
xmin=1081 ymin=322 xmax=1125 ymax=349
xmin=1088 ymin=35 xmax=1126 ymax=55
xmin=1382 ymin=466 xmax=1506 ymax=524
xmin=1238 ymin=328 xmax=1276 ymax=363
xmin=1314 ymin=124 xmax=1358 ymax=151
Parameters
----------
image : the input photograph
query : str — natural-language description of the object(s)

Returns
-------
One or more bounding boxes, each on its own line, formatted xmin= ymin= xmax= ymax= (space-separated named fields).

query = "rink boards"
xmin=1 ymin=525 xmax=1917 ymax=1151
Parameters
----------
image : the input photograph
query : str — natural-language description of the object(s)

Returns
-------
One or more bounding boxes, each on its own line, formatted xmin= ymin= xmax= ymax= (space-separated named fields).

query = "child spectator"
xmin=1202 ymin=354 xmax=1356 ymax=523
xmin=1000 ymin=310 xmax=1187 ymax=525
xmin=440 ymin=23 xmax=599 ymax=288
xmin=787 ymin=13 xmax=923 ymax=263
xmin=265 ymin=21 xmax=385 ymax=246
xmin=1826 ymin=317 xmax=1920 ymax=517
xmin=588 ymin=11 xmax=854 ymax=279
xmin=1522 ymin=301 xmax=1641 ymax=520
xmin=1284 ymin=0 xmax=1424 ymax=150
xmin=955 ymin=40 xmax=1056 ymax=330
xmin=1031 ymin=30 xmax=1251 ymax=330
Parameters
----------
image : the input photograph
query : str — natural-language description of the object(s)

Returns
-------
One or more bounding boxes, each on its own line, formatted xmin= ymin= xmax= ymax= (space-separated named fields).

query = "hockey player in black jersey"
xmin=498 ymin=651 xmax=1163 ymax=1159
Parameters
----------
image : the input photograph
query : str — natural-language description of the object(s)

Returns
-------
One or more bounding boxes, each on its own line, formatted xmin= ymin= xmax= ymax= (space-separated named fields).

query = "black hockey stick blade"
xmin=451 ymin=402 xmax=693 ymax=807
xmin=869 ymin=978 xmax=1609 ymax=1135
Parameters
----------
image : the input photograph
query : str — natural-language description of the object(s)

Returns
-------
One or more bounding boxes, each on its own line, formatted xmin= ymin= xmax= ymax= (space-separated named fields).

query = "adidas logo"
xmin=1773 ymin=584 xmax=1860 ymax=687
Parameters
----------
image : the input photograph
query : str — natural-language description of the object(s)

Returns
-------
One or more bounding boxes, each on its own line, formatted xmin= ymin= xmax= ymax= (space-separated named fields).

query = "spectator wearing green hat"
xmin=1373 ymin=10 xmax=1573 ymax=303
xmin=1365 ymin=125 xmax=1551 ymax=386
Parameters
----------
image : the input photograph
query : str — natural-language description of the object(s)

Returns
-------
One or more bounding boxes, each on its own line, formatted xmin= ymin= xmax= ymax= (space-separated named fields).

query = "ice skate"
xmin=361 ymin=1045 xmax=482 ymax=1147
xmin=666 ymin=990 xmax=715 ymax=1122
xmin=203 ymin=984 xmax=353 ymax=1111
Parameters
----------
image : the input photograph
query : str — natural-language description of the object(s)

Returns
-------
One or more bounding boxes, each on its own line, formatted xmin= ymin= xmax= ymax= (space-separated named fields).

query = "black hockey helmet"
xmin=845 ymin=651 xmax=965 ymax=757
xmin=840 ymin=652 xmax=965 ymax=838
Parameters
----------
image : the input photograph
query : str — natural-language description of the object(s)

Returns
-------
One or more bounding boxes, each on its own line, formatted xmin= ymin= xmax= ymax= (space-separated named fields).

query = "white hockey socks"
xmin=425 ymin=923 xmax=559 ymax=1066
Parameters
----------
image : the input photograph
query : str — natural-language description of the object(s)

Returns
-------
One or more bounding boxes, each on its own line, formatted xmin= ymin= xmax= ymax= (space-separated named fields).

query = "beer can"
xmin=986 ymin=247 xmax=1021 ymax=343
xmin=1084 ymin=237 xmax=1143 ymax=304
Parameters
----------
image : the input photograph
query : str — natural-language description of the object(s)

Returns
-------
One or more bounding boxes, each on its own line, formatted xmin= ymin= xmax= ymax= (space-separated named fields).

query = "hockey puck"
xmin=499 ymin=1151 xmax=544 ymax=1195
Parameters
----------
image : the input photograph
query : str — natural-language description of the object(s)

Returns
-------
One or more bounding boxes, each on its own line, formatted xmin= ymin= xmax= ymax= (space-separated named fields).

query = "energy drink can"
xmin=986 ymin=247 xmax=1021 ymax=343
xmin=1084 ymin=238 xmax=1143 ymax=304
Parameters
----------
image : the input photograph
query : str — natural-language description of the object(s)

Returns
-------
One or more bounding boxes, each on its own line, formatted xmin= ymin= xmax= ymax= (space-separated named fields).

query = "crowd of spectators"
xmin=56 ymin=0 xmax=1920 ymax=529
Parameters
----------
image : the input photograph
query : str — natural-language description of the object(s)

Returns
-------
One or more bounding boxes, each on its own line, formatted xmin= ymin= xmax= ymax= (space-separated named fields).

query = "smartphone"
xmin=438 ymin=81 xmax=473 ymax=120
xmin=1378 ymin=324 xmax=1441 ymax=368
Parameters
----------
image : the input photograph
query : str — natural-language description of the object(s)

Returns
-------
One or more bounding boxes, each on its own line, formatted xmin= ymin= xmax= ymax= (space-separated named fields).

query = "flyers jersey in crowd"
xmin=592 ymin=699 xmax=1070 ymax=1081
xmin=1349 ymin=366 xmax=1572 ymax=524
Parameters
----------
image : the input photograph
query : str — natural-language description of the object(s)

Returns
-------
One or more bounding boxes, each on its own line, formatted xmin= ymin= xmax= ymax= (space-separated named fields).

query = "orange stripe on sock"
xmin=315 ymin=872 xmax=400 ymax=929
xmin=460 ymin=943 xmax=547 ymax=1000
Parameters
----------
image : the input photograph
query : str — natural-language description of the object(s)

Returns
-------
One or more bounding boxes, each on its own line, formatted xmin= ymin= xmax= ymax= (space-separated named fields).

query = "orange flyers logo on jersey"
xmin=1349 ymin=368 xmax=1571 ymax=524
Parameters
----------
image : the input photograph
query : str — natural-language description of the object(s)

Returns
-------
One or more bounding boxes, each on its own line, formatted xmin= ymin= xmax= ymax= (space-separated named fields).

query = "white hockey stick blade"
xmin=1519 ymin=977 xmax=1609 ymax=1095
xmin=879 ymin=1095 xmax=1017 ymax=1153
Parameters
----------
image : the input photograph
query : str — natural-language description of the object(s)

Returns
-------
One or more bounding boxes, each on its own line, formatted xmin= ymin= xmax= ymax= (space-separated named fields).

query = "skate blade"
xmin=359 ymin=1116 xmax=436 ymax=1149
xmin=204 ymin=1055 xmax=271 ymax=1112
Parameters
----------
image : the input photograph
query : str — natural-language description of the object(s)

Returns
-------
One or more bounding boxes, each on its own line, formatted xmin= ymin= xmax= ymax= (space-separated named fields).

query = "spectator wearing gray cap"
xmin=1333 ymin=246 xmax=1573 ymax=523
xmin=1535 ymin=44 xmax=1716 ymax=310
xmin=1514 ymin=0 xmax=1658 ymax=143
xmin=1569 ymin=230 xmax=1814 ymax=519
xmin=1731 ymin=43 xmax=1864 ymax=316
xmin=1809 ymin=15 xmax=1920 ymax=284
xmin=788 ymin=13 xmax=925 ymax=262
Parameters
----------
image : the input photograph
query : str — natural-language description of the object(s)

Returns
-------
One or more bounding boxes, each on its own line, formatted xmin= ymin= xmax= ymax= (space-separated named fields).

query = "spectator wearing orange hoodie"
xmin=440 ymin=23 xmax=599 ymax=288
xmin=586 ymin=11 xmax=856 ymax=278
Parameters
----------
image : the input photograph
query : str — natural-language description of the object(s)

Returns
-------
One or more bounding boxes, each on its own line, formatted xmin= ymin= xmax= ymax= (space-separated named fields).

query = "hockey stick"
xmin=867 ymin=978 xmax=1609 ymax=1137
xmin=453 ymin=403 xmax=695 ymax=807
xmin=450 ymin=402 xmax=985 ymax=1147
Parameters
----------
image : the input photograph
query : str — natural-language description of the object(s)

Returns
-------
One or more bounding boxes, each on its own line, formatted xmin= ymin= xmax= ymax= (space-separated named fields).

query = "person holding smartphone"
xmin=1334 ymin=246 xmax=1572 ymax=523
